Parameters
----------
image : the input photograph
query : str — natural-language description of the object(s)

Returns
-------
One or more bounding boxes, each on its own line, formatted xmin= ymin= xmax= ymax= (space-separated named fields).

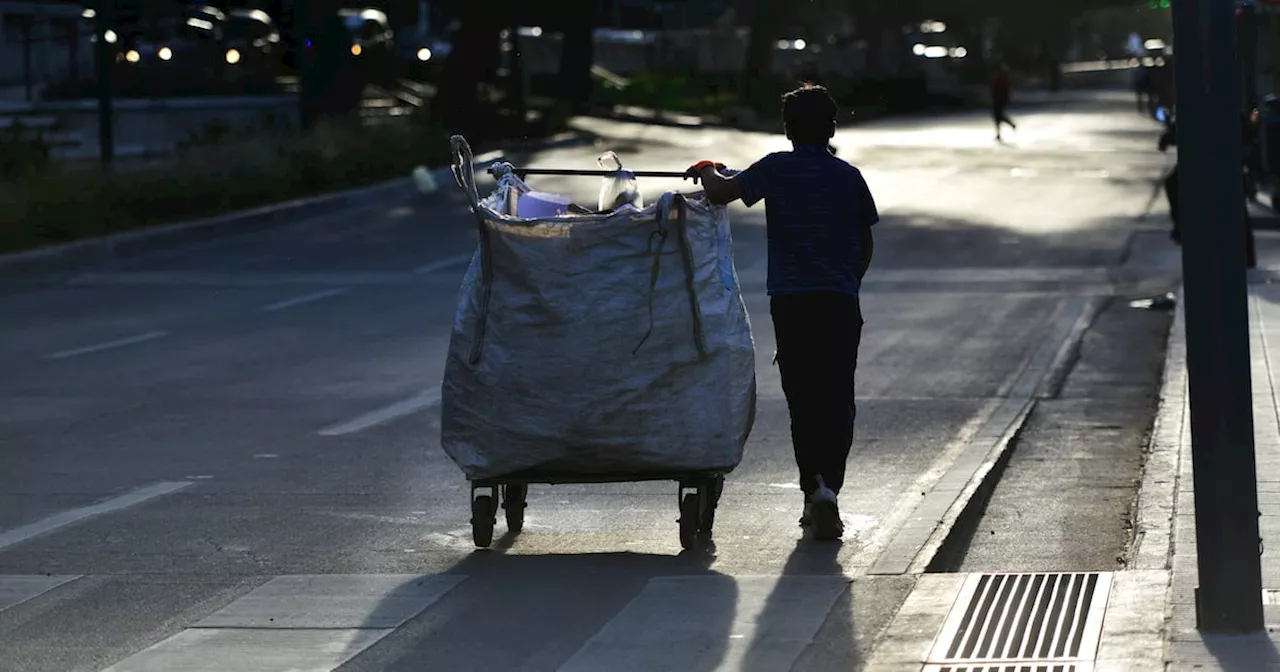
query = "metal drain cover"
xmin=921 ymin=660 xmax=1090 ymax=665
xmin=926 ymin=572 xmax=1112 ymax=670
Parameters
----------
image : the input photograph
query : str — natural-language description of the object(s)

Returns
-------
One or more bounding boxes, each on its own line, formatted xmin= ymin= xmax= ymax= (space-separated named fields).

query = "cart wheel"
xmin=471 ymin=494 xmax=496 ymax=548
xmin=503 ymin=484 xmax=527 ymax=534
xmin=699 ymin=477 xmax=723 ymax=535
xmin=679 ymin=491 xmax=700 ymax=550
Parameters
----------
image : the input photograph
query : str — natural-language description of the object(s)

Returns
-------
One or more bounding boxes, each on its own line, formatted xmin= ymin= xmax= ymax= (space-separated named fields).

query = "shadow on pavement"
xmin=339 ymin=545 xmax=737 ymax=671
xmin=871 ymin=210 xmax=1157 ymax=271
xmin=1199 ymin=632 xmax=1280 ymax=670
xmin=744 ymin=538 xmax=858 ymax=671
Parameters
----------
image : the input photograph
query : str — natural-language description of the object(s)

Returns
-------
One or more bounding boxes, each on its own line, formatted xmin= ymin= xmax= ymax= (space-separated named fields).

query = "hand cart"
xmin=450 ymin=139 xmax=733 ymax=551
xmin=469 ymin=471 xmax=725 ymax=550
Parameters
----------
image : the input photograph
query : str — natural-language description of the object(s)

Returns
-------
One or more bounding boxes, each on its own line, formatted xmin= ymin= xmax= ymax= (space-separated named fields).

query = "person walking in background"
xmin=992 ymin=64 xmax=1017 ymax=142
xmin=1133 ymin=65 xmax=1151 ymax=115
xmin=686 ymin=85 xmax=879 ymax=541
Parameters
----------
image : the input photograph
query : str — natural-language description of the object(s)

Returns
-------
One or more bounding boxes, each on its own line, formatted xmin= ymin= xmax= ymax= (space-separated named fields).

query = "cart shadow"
xmin=340 ymin=545 xmax=739 ymax=670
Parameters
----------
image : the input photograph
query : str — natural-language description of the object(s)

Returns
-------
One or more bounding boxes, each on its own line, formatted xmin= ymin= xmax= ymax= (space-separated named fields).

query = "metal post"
xmin=93 ymin=0 xmax=113 ymax=167
xmin=1171 ymin=0 xmax=1265 ymax=633
xmin=1240 ymin=3 xmax=1259 ymax=111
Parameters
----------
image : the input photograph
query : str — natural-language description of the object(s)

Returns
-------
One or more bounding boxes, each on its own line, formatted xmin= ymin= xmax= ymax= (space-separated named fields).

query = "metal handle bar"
xmin=513 ymin=168 xmax=692 ymax=179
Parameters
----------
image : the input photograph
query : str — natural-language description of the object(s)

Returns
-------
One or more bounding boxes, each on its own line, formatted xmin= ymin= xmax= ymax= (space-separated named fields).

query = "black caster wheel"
xmin=471 ymin=492 xmax=496 ymax=548
xmin=503 ymin=484 xmax=527 ymax=534
xmin=679 ymin=491 xmax=700 ymax=550
xmin=699 ymin=477 xmax=723 ymax=536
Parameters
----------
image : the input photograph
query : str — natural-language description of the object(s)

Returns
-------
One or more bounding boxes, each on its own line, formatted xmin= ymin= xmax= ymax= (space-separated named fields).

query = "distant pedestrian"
xmin=1133 ymin=66 xmax=1151 ymax=115
xmin=686 ymin=84 xmax=879 ymax=541
xmin=992 ymin=64 xmax=1017 ymax=142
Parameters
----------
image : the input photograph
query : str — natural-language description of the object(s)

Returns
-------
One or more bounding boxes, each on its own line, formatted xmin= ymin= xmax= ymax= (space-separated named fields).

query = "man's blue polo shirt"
xmin=736 ymin=145 xmax=879 ymax=298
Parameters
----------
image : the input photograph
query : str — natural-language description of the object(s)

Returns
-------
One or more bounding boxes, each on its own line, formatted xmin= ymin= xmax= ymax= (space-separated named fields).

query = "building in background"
xmin=0 ymin=0 xmax=90 ymax=102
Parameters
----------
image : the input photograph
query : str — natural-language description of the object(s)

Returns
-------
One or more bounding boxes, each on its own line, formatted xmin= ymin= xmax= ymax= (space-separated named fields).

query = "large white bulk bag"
xmin=440 ymin=138 xmax=756 ymax=480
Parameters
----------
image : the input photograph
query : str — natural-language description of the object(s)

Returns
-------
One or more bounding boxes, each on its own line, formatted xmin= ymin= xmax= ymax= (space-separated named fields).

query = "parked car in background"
xmin=219 ymin=7 xmax=283 ymax=80
xmin=112 ymin=11 xmax=224 ymax=86
xmin=338 ymin=7 xmax=396 ymax=85
xmin=394 ymin=25 xmax=450 ymax=81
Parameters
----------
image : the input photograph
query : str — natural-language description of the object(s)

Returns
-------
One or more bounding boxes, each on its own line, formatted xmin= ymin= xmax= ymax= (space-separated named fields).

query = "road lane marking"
xmin=261 ymin=288 xmax=349 ymax=312
xmin=46 ymin=330 xmax=170 ymax=360
xmin=0 ymin=575 xmax=81 ymax=612
xmin=101 ymin=575 xmax=466 ymax=672
xmin=414 ymin=253 xmax=472 ymax=274
xmin=0 ymin=481 xmax=192 ymax=551
xmin=559 ymin=575 xmax=847 ymax=672
xmin=318 ymin=389 xmax=442 ymax=436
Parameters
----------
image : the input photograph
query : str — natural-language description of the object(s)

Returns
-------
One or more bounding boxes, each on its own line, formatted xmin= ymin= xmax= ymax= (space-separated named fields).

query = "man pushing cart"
xmin=441 ymin=84 xmax=877 ymax=547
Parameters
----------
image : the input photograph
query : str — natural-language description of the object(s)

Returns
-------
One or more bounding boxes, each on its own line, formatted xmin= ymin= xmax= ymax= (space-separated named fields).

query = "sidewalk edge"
xmin=1130 ymin=288 xmax=1185 ymax=572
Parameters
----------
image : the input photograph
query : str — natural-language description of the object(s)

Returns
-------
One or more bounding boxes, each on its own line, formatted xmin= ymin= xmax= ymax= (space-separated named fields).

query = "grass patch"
xmin=0 ymin=117 xmax=450 ymax=254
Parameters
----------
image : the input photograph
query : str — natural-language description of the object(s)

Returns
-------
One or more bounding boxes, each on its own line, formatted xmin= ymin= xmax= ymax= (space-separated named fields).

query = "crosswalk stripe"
xmin=558 ymin=575 xmax=849 ymax=672
xmin=0 ymin=575 xmax=80 ymax=613
xmin=100 ymin=574 xmax=466 ymax=672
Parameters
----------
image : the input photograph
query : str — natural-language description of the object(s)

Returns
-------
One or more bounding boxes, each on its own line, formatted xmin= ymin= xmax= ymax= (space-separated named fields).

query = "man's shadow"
xmin=738 ymin=538 xmax=860 ymax=672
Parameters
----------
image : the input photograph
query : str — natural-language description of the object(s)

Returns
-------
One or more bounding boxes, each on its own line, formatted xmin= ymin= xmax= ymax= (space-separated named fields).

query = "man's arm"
xmin=855 ymin=170 xmax=879 ymax=278
xmin=688 ymin=155 xmax=773 ymax=207
xmin=697 ymin=166 xmax=745 ymax=206
xmin=859 ymin=227 xmax=874 ymax=279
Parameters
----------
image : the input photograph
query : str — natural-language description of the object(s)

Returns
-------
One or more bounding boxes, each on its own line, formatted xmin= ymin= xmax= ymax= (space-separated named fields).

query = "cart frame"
xmin=468 ymin=471 xmax=725 ymax=550
xmin=449 ymin=134 xmax=733 ymax=552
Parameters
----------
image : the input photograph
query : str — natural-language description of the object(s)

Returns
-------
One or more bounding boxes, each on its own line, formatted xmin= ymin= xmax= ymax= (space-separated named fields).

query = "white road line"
xmin=559 ymin=575 xmax=848 ymax=672
xmin=0 ymin=575 xmax=81 ymax=613
xmin=318 ymin=389 xmax=442 ymax=436
xmin=46 ymin=330 xmax=170 ymax=360
xmin=102 ymin=575 xmax=466 ymax=672
xmin=262 ymin=288 xmax=349 ymax=312
xmin=413 ymin=253 xmax=472 ymax=274
xmin=0 ymin=481 xmax=192 ymax=551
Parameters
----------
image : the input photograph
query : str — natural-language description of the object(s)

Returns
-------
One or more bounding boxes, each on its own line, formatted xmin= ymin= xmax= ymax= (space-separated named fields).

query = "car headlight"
xmin=225 ymin=48 xmax=240 ymax=64
xmin=125 ymin=49 xmax=140 ymax=63
xmin=417 ymin=47 xmax=431 ymax=62
xmin=158 ymin=46 xmax=172 ymax=61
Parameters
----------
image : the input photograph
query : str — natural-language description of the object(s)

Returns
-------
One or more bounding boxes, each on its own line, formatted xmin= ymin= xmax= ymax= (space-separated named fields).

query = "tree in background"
xmin=430 ymin=0 xmax=509 ymax=140
xmin=556 ymin=0 xmax=597 ymax=113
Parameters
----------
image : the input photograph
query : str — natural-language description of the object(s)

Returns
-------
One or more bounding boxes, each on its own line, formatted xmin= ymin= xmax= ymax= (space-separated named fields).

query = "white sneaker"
xmin=809 ymin=481 xmax=843 ymax=541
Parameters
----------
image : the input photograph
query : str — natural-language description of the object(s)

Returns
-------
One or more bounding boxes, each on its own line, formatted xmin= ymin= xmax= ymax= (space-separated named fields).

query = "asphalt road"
xmin=0 ymin=91 xmax=1180 ymax=672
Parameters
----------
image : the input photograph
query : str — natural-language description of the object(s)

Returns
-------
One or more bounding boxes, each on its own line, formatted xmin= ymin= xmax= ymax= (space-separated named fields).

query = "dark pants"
xmin=993 ymin=100 xmax=1015 ymax=134
xmin=770 ymin=292 xmax=863 ymax=498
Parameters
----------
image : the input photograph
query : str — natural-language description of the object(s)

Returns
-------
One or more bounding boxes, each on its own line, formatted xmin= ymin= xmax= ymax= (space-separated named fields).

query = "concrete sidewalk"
xmin=1139 ymin=230 xmax=1280 ymax=670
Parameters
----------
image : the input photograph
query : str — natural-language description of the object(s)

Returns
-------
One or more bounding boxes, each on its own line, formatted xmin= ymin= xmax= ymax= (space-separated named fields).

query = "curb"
xmin=919 ymin=295 xmax=1103 ymax=573
xmin=0 ymin=131 xmax=597 ymax=283
xmin=1130 ymin=289 xmax=1185 ymax=572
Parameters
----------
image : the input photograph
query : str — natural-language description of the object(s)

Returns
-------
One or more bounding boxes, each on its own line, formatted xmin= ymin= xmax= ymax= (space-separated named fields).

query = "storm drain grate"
xmin=926 ymin=573 xmax=1112 ymax=667
xmin=922 ymin=666 xmax=1092 ymax=672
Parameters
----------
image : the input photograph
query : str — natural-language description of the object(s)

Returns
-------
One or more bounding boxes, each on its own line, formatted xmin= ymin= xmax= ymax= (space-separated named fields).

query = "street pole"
xmin=1171 ymin=0 xmax=1265 ymax=633
xmin=93 ymin=0 xmax=114 ymax=167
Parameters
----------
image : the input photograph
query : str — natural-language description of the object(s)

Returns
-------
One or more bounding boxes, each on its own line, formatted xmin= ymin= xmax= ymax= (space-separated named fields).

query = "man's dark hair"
xmin=782 ymin=85 xmax=839 ymax=146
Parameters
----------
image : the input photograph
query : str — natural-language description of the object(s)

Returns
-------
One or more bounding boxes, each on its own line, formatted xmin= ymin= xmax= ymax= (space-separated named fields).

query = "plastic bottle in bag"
xmin=597 ymin=151 xmax=643 ymax=212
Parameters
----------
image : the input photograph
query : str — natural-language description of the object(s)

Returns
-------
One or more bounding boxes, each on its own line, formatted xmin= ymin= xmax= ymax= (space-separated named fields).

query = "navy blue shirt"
xmin=736 ymin=145 xmax=879 ymax=297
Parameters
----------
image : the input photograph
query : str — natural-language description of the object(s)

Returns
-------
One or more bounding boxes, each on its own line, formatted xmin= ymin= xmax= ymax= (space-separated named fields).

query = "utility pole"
xmin=1171 ymin=0 xmax=1264 ymax=633
xmin=93 ymin=0 xmax=114 ymax=167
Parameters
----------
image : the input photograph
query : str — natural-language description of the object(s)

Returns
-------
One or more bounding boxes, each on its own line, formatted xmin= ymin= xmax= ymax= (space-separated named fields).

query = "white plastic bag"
xmin=597 ymin=150 xmax=643 ymax=211
xmin=441 ymin=165 xmax=756 ymax=480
